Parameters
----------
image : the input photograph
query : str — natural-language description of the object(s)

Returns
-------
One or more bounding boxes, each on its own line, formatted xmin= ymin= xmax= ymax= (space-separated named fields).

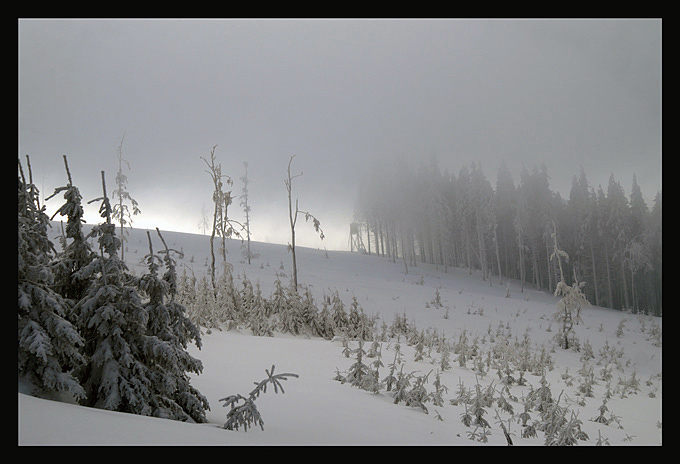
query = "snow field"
xmin=19 ymin=225 xmax=662 ymax=445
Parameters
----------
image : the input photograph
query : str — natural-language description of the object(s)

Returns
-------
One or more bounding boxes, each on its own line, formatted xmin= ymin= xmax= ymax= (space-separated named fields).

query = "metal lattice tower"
xmin=349 ymin=222 xmax=366 ymax=253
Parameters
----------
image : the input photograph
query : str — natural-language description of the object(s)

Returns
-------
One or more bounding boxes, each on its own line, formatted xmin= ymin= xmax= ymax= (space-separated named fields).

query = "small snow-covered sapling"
xmin=219 ymin=365 xmax=299 ymax=432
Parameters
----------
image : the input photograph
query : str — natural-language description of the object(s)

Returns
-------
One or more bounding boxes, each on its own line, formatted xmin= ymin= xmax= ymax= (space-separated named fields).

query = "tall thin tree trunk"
xmin=620 ymin=258 xmax=630 ymax=310
xmin=288 ymin=194 xmax=298 ymax=290
xmin=379 ymin=221 xmax=385 ymax=257
xmin=604 ymin=240 xmax=613 ymax=308
xmin=366 ymin=220 xmax=371 ymax=255
xmin=374 ymin=221 xmax=380 ymax=257
xmin=589 ymin=239 xmax=600 ymax=306
xmin=494 ymin=229 xmax=502 ymax=285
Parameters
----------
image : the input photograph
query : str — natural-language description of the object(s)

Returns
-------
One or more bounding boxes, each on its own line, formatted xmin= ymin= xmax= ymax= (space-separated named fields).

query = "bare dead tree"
xmin=284 ymin=155 xmax=324 ymax=292
xmin=201 ymin=145 xmax=244 ymax=292
xmin=202 ymin=145 xmax=227 ymax=292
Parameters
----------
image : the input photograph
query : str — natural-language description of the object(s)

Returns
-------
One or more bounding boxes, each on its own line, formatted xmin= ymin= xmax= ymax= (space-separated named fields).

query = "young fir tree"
xmin=347 ymin=296 xmax=362 ymax=338
xmin=404 ymin=370 xmax=432 ymax=414
xmin=431 ymin=370 xmax=448 ymax=407
xmin=46 ymin=155 xmax=96 ymax=309
xmin=551 ymin=221 xmax=588 ymax=350
xmin=346 ymin=341 xmax=370 ymax=388
xmin=176 ymin=267 xmax=197 ymax=314
xmin=316 ymin=296 xmax=335 ymax=340
xmin=392 ymin=365 xmax=413 ymax=406
xmin=191 ymin=274 xmax=220 ymax=332
xmin=299 ymin=285 xmax=321 ymax=337
xmin=219 ymin=365 xmax=298 ymax=432
xmin=111 ymin=133 xmax=141 ymax=262
xmin=383 ymin=349 xmax=402 ymax=392
xmin=347 ymin=296 xmax=374 ymax=341
xmin=238 ymin=272 xmax=255 ymax=316
xmin=268 ymin=274 xmax=289 ymax=318
xmin=331 ymin=291 xmax=348 ymax=334
xmin=136 ymin=229 xmax=210 ymax=422
xmin=214 ymin=263 xmax=239 ymax=325
xmin=18 ymin=157 xmax=86 ymax=401
xmin=279 ymin=281 xmax=305 ymax=335
xmin=364 ymin=344 xmax=384 ymax=394
xmin=439 ymin=340 xmax=452 ymax=371
xmin=72 ymin=171 xmax=154 ymax=414
xmin=245 ymin=278 xmax=273 ymax=337
xmin=239 ymin=161 xmax=258 ymax=264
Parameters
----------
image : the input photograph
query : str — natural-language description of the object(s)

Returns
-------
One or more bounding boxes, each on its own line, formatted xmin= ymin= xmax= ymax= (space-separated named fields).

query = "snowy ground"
xmin=18 ymin=226 xmax=662 ymax=445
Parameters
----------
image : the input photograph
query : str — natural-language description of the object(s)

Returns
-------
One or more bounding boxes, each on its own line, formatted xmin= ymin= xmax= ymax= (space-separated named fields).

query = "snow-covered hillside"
xmin=18 ymin=225 xmax=662 ymax=445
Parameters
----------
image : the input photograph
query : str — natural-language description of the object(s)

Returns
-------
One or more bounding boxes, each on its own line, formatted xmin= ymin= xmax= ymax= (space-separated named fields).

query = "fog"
xmin=18 ymin=18 xmax=661 ymax=251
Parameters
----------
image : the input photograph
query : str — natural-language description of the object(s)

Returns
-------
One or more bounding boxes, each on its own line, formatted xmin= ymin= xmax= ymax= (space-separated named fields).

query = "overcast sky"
xmin=18 ymin=18 xmax=661 ymax=251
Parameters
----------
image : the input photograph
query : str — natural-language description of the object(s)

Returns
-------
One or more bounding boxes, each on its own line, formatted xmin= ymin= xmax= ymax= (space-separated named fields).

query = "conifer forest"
xmin=353 ymin=159 xmax=662 ymax=317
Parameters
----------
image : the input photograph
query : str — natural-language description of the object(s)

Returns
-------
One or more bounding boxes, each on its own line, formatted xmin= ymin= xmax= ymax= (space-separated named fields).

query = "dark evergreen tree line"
xmin=354 ymin=158 xmax=661 ymax=316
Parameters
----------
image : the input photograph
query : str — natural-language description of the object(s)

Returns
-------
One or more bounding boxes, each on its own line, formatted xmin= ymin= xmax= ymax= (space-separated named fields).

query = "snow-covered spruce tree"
xmin=367 ymin=339 xmax=381 ymax=358
xmin=239 ymin=161 xmax=258 ymax=265
xmin=550 ymin=221 xmax=588 ymax=350
xmin=590 ymin=398 xmax=611 ymax=425
xmin=299 ymin=285 xmax=322 ymax=337
xmin=190 ymin=274 xmax=220 ymax=332
xmin=46 ymin=155 xmax=96 ymax=310
xmin=331 ymin=290 xmax=348 ymax=335
xmin=538 ymin=392 xmax=589 ymax=445
xmin=238 ymin=272 xmax=255 ymax=316
xmin=136 ymin=229 xmax=210 ymax=422
xmin=71 ymin=171 xmax=154 ymax=414
xmin=315 ymin=295 xmax=335 ymax=340
xmin=454 ymin=329 xmax=470 ymax=368
xmin=215 ymin=262 xmax=240 ymax=327
xmin=526 ymin=373 xmax=554 ymax=413
xmin=431 ymin=370 xmax=448 ymax=407
xmin=347 ymin=296 xmax=362 ymax=338
xmin=346 ymin=341 xmax=370 ymax=388
xmin=391 ymin=365 xmax=413 ymax=406
xmin=176 ymin=266 xmax=197 ymax=315
xmin=451 ymin=377 xmax=470 ymax=407
xmin=248 ymin=281 xmax=274 ymax=337
xmin=268 ymin=273 xmax=288 ymax=318
xmin=18 ymin=156 xmax=86 ymax=401
xmin=382 ymin=349 xmax=402 ymax=392
xmin=406 ymin=318 xmax=421 ymax=346
xmin=439 ymin=339 xmax=452 ymax=371
xmin=468 ymin=379 xmax=491 ymax=428
xmin=219 ymin=365 xmax=298 ymax=432
xmin=389 ymin=311 xmax=410 ymax=338
xmin=346 ymin=295 xmax=374 ymax=341
xmin=403 ymin=370 xmax=432 ymax=414
xmin=111 ymin=133 xmax=141 ymax=262
xmin=413 ymin=334 xmax=426 ymax=362
xmin=363 ymin=344 xmax=384 ymax=394
xmin=279 ymin=280 xmax=305 ymax=335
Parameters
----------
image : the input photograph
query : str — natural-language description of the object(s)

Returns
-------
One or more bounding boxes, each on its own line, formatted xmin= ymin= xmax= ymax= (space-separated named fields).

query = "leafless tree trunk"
xmin=284 ymin=155 xmax=324 ymax=292
xmin=201 ymin=145 xmax=232 ymax=293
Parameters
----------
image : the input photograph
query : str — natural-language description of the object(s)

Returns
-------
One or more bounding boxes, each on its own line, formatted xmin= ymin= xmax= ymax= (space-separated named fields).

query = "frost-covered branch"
xmin=219 ymin=365 xmax=299 ymax=431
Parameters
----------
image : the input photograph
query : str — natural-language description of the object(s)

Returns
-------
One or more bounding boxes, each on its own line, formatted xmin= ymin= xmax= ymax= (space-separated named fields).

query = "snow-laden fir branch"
xmin=219 ymin=365 xmax=299 ymax=432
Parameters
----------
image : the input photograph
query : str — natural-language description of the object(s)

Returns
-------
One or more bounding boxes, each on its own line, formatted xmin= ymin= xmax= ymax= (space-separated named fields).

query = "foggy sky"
xmin=18 ymin=18 xmax=661 ymax=251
